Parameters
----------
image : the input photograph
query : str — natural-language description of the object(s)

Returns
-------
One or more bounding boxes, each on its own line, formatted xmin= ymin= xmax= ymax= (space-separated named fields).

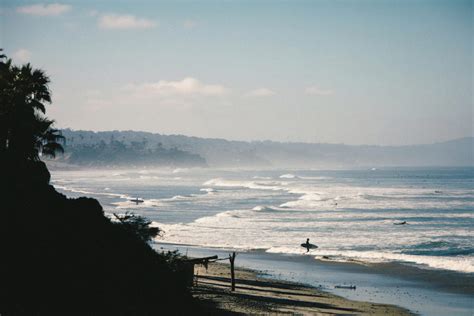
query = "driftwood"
xmin=335 ymin=285 xmax=356 ymax=290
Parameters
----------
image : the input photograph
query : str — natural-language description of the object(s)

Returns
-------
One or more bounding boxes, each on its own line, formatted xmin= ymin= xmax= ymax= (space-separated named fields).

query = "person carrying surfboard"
xmin=301 ymin=238 xmax=318 ymax=252
xmin=304 ymin=238 xmax=311 ymax=252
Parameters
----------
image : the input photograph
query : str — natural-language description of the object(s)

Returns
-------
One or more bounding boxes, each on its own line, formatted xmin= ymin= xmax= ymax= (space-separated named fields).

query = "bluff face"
xmin=0 ymin=157 xmax=195 ymax=313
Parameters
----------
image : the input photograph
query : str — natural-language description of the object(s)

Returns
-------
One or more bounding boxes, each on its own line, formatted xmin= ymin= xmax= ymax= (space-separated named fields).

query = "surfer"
xmin=300 ymin=238 xmax=317 ymax=252
xmin=394 ymin=221 xmax=407 ymax=225
xmin=304 ymin=238 xmax=311 ymax=252
xmin=130 ymin=198 xmax=144 ymax=205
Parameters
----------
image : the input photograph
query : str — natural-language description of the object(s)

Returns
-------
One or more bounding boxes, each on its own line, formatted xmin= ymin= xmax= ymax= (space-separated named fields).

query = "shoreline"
xmin=158 ymin=242 xmax=474 ymax=295
xmin=157 ymin=243 xmax=474 ymax=316
xmin=194 ymin=262 xmax=412 ymax=315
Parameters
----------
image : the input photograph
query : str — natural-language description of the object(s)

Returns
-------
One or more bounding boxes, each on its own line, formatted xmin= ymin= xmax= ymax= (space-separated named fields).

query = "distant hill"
xmin=55 ymin=129 xmax=473 ymax=168
xmin=55 ymin=129 xmax=206 ymax=167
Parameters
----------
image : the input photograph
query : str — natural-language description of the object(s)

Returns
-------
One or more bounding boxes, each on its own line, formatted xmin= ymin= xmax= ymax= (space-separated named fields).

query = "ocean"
xmin=51 ymin=167 xmax=473 ymax=274
xmin=51 ymin=166 xmax=474 ymax=315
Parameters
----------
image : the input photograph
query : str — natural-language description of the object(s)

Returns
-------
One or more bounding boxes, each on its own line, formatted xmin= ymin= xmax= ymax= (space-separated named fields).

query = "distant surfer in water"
xmin=394 ymin=221 xmax=407 ymax=225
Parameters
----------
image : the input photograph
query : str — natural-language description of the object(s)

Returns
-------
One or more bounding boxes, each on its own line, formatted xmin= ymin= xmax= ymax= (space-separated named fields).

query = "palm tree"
xmin=0 ymin=50 xmax=64 ymax=161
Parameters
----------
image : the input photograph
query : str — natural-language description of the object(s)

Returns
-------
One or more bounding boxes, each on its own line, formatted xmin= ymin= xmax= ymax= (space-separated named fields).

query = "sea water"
xmin=52 ymin=167 xmax=473 ymax=274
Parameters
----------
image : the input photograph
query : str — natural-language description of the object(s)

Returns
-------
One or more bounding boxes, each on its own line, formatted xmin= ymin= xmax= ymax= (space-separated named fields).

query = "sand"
xmin=192 ymin=262 xmax=413 ymax=315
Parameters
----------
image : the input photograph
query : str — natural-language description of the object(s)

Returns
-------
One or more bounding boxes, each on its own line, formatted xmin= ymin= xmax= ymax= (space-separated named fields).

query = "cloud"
xmin=125 ymin=77 xmax=229 ymax=97
xmin=17 ymin=3 xmax=71 ymax=16
xmin=305 ymin=86 xmax=334 ymax=96
xmin=13 ymin=49 xmax=32 ymax=63
xmin=244 ymin=88 xmax=275 ymax=97
xmin=98 ymin=14 xmax=157 ymax=30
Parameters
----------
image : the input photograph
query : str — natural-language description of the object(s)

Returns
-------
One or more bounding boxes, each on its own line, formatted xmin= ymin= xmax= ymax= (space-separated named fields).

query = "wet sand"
xmin=157 ymin=243 xmax=474 ymax=315
xmin=193 ymin=262 xmax=412 ymax=315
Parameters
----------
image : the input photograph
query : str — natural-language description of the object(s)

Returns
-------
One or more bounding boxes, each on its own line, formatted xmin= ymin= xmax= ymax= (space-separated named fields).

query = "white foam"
xmin=51 ymin=178 xmax=72 ymax=184
xmin=280 ymin=173 xmax=298 ymax=179
xmin=203 ymin=178 xmax=446 ymax=212
xmin=252 ymin=205 xmax=278 ymax=212
xmin=52 ymin=169 xmax=474 ymax=275
xmin=54 ymin=184 xmax=132 ymax=200
xmin=306 ymin=250 xmax=474 ymax=273
xmin=278 ymin=184 xmax=474 ymax=211
xmin=172 ymin=168 xmax=188 ymax=174
xmin=203 ymin=178 xmax=287 ymax=191
xmin=299 ymin=176 xmax=332 ymax=180
xmin=200 ymin=188 xmax=216 ymax=193
xmin=154 ymin=201 xmax=474 ymax=274
xmin=168 ymin=195 xmax=190 ymax=201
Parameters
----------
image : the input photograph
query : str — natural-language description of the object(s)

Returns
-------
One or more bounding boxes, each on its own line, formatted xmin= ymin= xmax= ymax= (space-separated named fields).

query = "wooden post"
xmin=229 ymin=252 xmax=236 ymax=291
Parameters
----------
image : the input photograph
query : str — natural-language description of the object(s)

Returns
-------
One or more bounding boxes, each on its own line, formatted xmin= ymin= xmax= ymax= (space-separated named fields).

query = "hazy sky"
xmin=2 ymin=0 xmax=473 ymax=145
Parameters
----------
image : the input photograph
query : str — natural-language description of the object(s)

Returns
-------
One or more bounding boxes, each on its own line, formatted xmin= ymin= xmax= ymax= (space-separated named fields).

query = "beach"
xmin=193 ymin=262 xmax=411 ymax=315
xmin=158 ymin=243 xmax=474 ymax=316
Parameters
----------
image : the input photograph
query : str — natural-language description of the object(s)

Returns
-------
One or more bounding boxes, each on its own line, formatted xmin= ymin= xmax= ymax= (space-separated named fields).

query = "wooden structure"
xmin=184 ymin=253 xmax=238 ymax=291
xmin=229 ymin=252 xmax=236 ymax=291
xmin=181 ymin=255 xmax=218 ymax=287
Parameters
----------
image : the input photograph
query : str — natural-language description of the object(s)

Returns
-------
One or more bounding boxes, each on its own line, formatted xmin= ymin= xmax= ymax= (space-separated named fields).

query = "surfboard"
xmin=301 ymin=243 xmax=318 ymax=249
xmin=394 ymin=221 xmax=407 ymax=225
xmin=335 ymin=285 xmax=356 ymax=290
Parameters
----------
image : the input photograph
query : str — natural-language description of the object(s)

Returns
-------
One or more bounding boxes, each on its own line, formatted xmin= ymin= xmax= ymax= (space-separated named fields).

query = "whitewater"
xmin=51 ymin=167 xmax=474 ymax=274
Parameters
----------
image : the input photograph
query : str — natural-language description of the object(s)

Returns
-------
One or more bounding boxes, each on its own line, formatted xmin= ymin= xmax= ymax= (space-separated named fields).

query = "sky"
xmin=1 ymin=0 xmax=473 ymax=145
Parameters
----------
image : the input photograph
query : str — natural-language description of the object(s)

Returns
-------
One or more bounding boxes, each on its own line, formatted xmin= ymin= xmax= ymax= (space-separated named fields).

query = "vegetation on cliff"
xmin=62 ymin=136 xmax=207 ymax=167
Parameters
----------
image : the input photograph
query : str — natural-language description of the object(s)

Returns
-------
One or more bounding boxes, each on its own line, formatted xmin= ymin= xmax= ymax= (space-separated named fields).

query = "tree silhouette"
xmin=0 ymin=49 xmax=203 ymax=314
xmin=0 ymin=50 xmax=64 ymax=161
xmin=113 ymin=212 xmax=161 ymax=242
